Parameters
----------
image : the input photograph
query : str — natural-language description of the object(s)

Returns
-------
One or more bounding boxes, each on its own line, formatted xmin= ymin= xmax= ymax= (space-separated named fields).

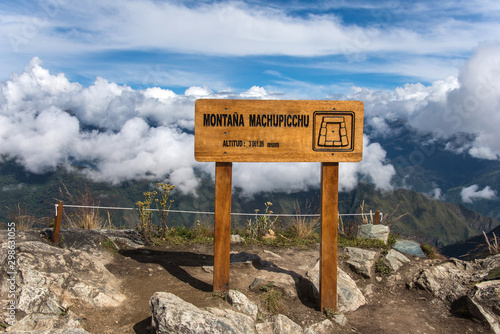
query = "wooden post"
xmin=213 ymin=162 xmax=232 ymax=292
xmin=52 ymin=201 xmax=63 ymax=243
xmin=374 ymin=210 xmax=380 ymax=225
xmin=320 ymin=162 xmax=339 ymax=312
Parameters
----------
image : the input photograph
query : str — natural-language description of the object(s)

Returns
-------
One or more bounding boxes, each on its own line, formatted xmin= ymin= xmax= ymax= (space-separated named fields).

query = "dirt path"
xmin=72 ymin=243 xmax=493 ymax=334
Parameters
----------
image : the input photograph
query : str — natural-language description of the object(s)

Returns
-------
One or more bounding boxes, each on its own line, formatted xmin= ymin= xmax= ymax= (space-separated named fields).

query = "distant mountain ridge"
xmin=352 ymin=185 xmax=499 ymax=247
xmin=371 ymin=125 xmax=500 ymax=222
xmin=440 ymin=224 xmax=500 ymax=260
xmin=1 ymin=159 xmax=498 ymax=248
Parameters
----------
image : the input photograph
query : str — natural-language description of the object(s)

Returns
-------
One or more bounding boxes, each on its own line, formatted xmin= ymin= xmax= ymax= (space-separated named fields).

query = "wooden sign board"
xmin=195 ymin=99 xmax=364 ymax=162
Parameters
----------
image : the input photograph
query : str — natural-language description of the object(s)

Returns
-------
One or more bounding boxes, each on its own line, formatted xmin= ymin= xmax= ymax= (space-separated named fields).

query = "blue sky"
xmin=1 ymin=0 xmax=499 ymax=95
xmin=1 ymin=0 xmax=500 ymax=199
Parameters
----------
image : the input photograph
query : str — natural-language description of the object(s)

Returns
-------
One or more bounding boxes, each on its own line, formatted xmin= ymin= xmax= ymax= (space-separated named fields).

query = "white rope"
xmin=55 ymin=203 xmax=380 ymax=218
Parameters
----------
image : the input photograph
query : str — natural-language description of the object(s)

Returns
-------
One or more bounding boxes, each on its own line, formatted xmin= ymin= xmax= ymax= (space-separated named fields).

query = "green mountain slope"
xmin=1 ymin=160 xmax=498 ymax=247
xmin=358 ymin=186 xmax=498 ymax=246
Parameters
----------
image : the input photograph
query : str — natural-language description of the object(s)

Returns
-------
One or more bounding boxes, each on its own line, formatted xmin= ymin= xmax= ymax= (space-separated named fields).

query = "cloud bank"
xmin=5 ymin=0 xmax=498 ymax=58
xmin=350 ymin=44 xmax=500 ymax=162
xmin=0 ymin=58 xmax=395 ymax=195
xmin=3 ymin=44 xmax=499 ymax=196
xmin=2 ymin=0 xmax=499 ymax=87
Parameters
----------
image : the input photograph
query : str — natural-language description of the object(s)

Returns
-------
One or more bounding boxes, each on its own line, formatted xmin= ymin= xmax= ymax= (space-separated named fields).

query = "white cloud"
xmin=349 ymin=44 xmax=500 ymax=162
xmin=429 ymin=188 xmax=443 ymax=200
xmin=460 ymin=184 xmax=496 ymax=203
xmin=339 ymin=135 xmax=395 ymax=192
xmin=0 ymin=58 xmax=396 ymax=196
xmin=2 ymin=0 xmax=499 ymax=60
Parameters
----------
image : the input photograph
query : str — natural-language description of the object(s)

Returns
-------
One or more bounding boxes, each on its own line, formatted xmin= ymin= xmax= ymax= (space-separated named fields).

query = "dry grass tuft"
xmin=59 ymin=184 xmax=113 ymax=229
xmin=6 ymin=203 xmax=44 ymax=230
xmin=483 ymin=231 xmax=499 ymax=255
xmin=286 ymin=201 xmax=319 ymax=239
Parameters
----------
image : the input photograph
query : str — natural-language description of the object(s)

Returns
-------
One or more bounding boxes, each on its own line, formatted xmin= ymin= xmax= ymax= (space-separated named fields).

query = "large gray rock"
xmin=5 ymin=312 xmax=85 ymax=333
xmin=226 ymin=290 xmax=259 ymax=320
xmin=10 ymin=241 xmax=125 ymax=310
xmin=230 ymin=235 xmax=244 ymax=243
xmin=384 ymin=249 xmax=410 ymax=271
xmin=466 ymin=280 xmax=500 ymax=334
xmin=413 ymin=258 xmax=483 ymax=303
xmin=252 ymin=272 xmax=298 ymax=299
xmin=256 ymin=314 xmax=302 ymax=334
xmin=0 ymin=238 xmax=125 ymax=332
xmin=480 ymin=254 xmax=500 ymax=272
xmin=413 ymin=255 xmax=500 ymax=333
xmin=345 ymin=247 xmax=379 ymax=278
xmin=306 ymin=259 xmax=366 ymax=313
xmin=93 ymin=228 xmax=145 ymax=249
xmin=393 ymin=240 xmax=425 ymax=257
xmin=150 ymin=292 xmax=256 ymax=334
xmin=357 ymin=224 xmax=389 ymax=244
xmin=305 ymin=319 xmax=336 ymax=334
xmin=7 ymin=330 xmax=90 ymax=334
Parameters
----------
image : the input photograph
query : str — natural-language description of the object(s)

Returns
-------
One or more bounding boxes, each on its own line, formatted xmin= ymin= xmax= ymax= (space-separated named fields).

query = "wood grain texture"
xmin=320 ymin=162 xmax=339 ymax=311
xmin=213 ymin=162 xmax=232 ymax=292
xmin=195 ymin=99 xmax=363 ymax=162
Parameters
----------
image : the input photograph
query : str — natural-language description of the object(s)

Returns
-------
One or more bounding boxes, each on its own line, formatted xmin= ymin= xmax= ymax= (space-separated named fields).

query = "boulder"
xmin=0 ymin=237 xmax=125 ymax=332
xmin=306 ymin=259 xmax=366 ymax=312
xmin=345 ymin=247 xmax=379 ymax=278
xmin=150 ymin=292 xmax=256 ymax=334
xmin=93 ymin=228 xmax=145 ymax=249
xmin=4 ymin=312 xmax=85 ymax=333
xmin=305 ymin=319 xmax=335 ymax=334
xmin=384 ymin=249 xmax=410 ymax=271
xmin=230 ymin=235 xmax=244 ymax=243
xmin=6 ymin=329 xmax=90 ymax=334
xmin=357 ymin=224 xmax=389 ymax=244
xmin=227 ymin=290 xmax=259 ymax=320
xmin=393 ymin=240 xmax=425 ymax=257
xmin=413 ymin=258 xmax=483 ymax=303
xmin=256 ymin=314 xmax=302 ymax=334
xmin=466 ymin=280 xmax=500 ymax=334
xmin=412 ymin=255 xmax=500 ymax=333
xmin=480 ymin=254 xmax=500 ymax=272
xmin=331 ymin=313 xmax=347 ymax=327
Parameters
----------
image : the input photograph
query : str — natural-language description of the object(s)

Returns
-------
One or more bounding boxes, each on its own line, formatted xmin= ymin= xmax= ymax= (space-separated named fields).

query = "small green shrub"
xmin=211 ymin=291 xmax=227 ymax=300
xmin=246 ymin=202 xmax=279 ymax=239
xmin=155 ymin=183 xmax=176 ymax=238
xmin=323 ymin=306 xmax=338 ymax=318
xmin=387 ymin=233 xmax=397 ymax=247
xmin=375 ymin=257 xmax=391 ymax=276
xmin=338 ymin=236 xmax=388 ymax=249
xmin=58 ymin=304 xmax=72 ymax=316
xmin=136 ymin=191 xmax=157 ymax=244
xmin=100 ymin=239 xmax=118 ymax=254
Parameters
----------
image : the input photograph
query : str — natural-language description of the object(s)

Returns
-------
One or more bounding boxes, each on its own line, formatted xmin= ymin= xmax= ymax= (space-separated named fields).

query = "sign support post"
xmin=320 ymin=162 xmax=339 ymax=311
xmin=213 ymin=162 xmax=232 ymax=292
xmin=52 ymin=201 xmax=63 ymax=244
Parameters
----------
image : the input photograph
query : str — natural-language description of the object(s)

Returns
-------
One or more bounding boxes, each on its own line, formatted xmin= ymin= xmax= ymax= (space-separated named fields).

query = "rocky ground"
xmin=1 ymin=228 xmax=499 ymax=333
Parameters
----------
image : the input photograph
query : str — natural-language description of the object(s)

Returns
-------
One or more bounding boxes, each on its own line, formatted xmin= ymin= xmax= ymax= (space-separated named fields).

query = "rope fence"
xmin=51 ymin=202 xmax=382 ymax=243
xmin=55 ymin=203 xmax=382 ymax=219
